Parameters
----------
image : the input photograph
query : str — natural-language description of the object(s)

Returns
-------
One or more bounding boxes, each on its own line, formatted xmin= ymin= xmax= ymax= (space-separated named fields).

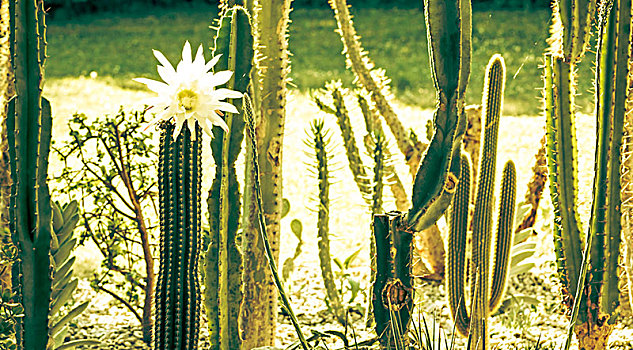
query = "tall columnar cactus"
xmin=239 ymin=0 xmax=292 ymax=347
xmin=446 ymin=55 xmax=516 ymax=350
xmin=545 ymin=1 xmax=631 ymax=348
xmin=155 ymin=121 xmax=202 ymax=350
xmin=6 ymin=0 xmax=53 ymax=349
xmin=204 ymin=5 xmax=253 ymax=350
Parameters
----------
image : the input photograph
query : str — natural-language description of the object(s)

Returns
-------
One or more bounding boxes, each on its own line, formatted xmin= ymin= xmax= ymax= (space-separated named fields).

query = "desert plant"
xmin=243 ymin=94 xmax=309 ymax=350
xmin=48 ymin=201 xmax=98 ymax=350
xmin=238 ymin=0 xmax=293 ymax=347
xmin=53 ymin=108 xmax=157 ymax=342
xmin=6 ymin=0 xmax=53 ymax=348
xmin=305 ymin=119 xmax=346 ymax=325
xmin=446 ymin=55 xmax=517 ymax=350
xmin=544 ymin=0 xmax=631 ymax=348
xmin=204 ymin=5 xmax=253 ymax=350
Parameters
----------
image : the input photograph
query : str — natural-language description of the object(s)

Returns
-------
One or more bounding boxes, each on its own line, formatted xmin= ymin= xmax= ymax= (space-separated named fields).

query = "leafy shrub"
xmin=53 ymin=108 xmax=157 ymax=341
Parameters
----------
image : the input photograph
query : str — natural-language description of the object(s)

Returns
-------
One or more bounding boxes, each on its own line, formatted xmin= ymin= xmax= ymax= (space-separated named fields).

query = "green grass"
xmin=45 ymin=3 xmax=597 ymax=115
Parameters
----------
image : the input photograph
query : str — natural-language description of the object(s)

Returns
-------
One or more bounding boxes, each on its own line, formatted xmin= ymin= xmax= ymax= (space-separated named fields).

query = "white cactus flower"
xmin=134 ymin=41 xmax=242 ymax=139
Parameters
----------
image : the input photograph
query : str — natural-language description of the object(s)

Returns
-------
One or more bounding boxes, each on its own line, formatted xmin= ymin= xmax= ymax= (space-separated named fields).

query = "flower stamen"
xmin=177 ymin=89 xmax=199 ymax=111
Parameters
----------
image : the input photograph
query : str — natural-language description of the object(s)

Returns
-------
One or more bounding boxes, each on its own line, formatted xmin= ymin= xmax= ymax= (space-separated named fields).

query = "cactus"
xmin=545 ymin=1 xmax=631 ymax=348
xmin=238 ymin=0 xmax=292 ymax=347
xmin=372 ymin=213 xmax=414 ymax=348
xmin=6 ymin=0 xmax=53 ymax=349
xmin=446 ymin=55 xmax=516 ymax=350
xmin=624 ymin=26 xmax=633 ymax=313
xmin=305 ymin=119 xmax=346 ymax=325
xmin=154 ymin=121 xmax=202 ymax=350
xmin=204 ymin=6 xmax=253 ymax=350
xmin=404 ymin=0 xmax=471 ymax=232
xmin=365 ymin=0 xmax=471 ymax=344
xmin=243 ymin=94 xmax=309 ymax=350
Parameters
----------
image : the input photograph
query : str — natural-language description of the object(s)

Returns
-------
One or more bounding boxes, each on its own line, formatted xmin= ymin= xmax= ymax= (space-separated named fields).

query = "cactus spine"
xmin=155 ymin=121 xmax=202 ymax=350
xmin=204 ymin=6 xmax=253 ymax=350
xmin=239 ymin=0 xmax=292 ymax=347
xmin=545 ymin=1 xmax=630 ymax=348
xmin=446 ymin=55 xmax=516 ymax=350
xmin=6 ymin=0 xmax=54 ymax=349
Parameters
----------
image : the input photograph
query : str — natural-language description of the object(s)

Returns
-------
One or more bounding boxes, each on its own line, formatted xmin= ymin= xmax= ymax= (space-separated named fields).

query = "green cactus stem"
xmin=7 ymin=1 xmax=53 ymax=349
xmin=545 ymin=1 xmax=630 ymax=348
xmin=204 ymin=6 xmax=252 ymax=350
xmin=314 ymin=82 xmax=372 ymax=201
xmin=405 ymin=0 xmax=471 ymax=232
xmin=154 ymin=121 xmax=202 ymax=350
xmin=238 ymin=1 xmax=292 ymax=347
xmin=308 ymin=119 xmax=346 ymax=325
xmin=372 ymin=213 xmax=414 ymax=348
xmin=243 ymin=94 xmax=309 ymax=350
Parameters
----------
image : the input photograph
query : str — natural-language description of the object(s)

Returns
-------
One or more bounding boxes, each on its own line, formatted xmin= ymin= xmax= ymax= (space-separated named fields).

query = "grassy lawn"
xmin=44 ymin=3 xmax=596 ymax=115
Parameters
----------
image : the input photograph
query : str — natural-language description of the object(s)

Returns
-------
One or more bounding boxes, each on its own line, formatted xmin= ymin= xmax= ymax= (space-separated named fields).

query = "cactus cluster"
xmin=446 ymin=55 xmax=517 ymax=350
xmin=544 ymin=0 xmax=631 ymax=348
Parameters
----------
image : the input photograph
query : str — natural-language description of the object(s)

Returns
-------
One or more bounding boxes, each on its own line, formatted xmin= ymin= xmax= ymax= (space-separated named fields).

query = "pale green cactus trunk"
xmin=446 ymin=55 xmax=516 ymax=350
xmin=239 ymin=0 xmax=292 ymax=348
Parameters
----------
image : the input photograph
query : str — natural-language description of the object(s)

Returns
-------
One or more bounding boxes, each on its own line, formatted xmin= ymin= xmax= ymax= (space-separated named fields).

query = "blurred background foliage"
xmin=45 ymin=0 xmax=551 ymax=17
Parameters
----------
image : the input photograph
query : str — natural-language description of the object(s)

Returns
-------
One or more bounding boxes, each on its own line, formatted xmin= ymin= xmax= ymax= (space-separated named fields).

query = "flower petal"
xmin=205 ymin=54 xmax=222 ymax=72
xmin=193 ymin=44 xmax=205 ymax=68
xmin=182 ymin=41 xmax=192 ymax=64
xmin=134 ymin=78 xmax=170 ymax=94
xmin=215 ymin=101 xmax=239 ymax=114
xmin=173 ymin=120 xmax=185 ymax=140
xmin=208 ymin=112 xmax=229 ymax=132
xmin=153 ymin=49 xmax=175 ymax=74
xmin=210 ymin=70 xmax=233 ymax=86
xmin=157 ymin=65 xmax=175 ymax=85
xmin=214 ymin=88 xmax=244 ymax=100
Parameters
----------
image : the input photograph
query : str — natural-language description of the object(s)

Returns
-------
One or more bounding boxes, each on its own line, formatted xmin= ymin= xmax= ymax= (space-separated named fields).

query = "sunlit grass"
xmin=44 ymin=4 xmax=596 ymax=115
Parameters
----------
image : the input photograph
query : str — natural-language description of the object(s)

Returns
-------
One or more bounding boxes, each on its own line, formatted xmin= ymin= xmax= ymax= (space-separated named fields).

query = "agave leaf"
xmin=50 ymin=302 xmax=89 ymax=336
xmin=509 ymin=262 xmax=535 ymax=277
xmin=55 ymin=339 xmax=100 ymax=350
xmin=53 ymin=238 xmax=77 ymax=266
xmin=50 ymin=279 xmax=78 ymax=316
